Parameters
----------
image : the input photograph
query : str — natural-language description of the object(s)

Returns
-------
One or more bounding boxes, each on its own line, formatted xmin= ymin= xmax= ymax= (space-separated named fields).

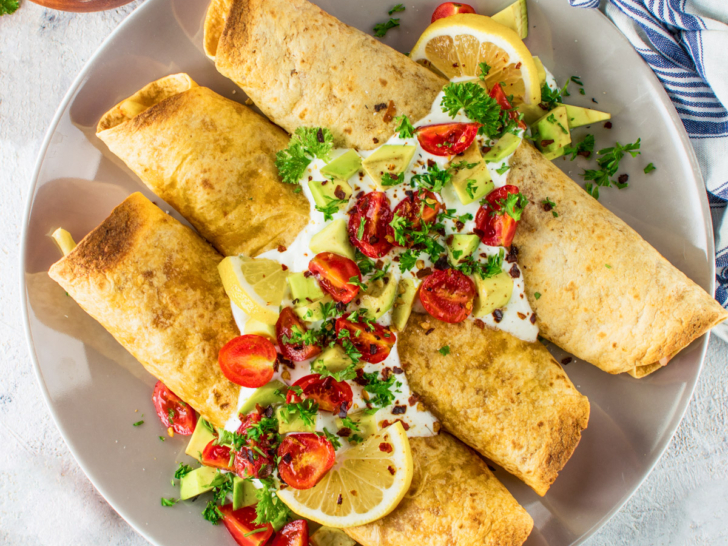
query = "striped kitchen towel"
xmin=570 ymin=0 xmax=728 ymax=341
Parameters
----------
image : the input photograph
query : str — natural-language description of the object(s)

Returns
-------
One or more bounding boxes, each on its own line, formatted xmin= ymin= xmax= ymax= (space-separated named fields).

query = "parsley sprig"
xmin=440 ymin=82 xmax=502 ymax=137
xmin=394 ymin=115 xmax=416 ymax=138
xmin=254 ymin=478 xmax=291 ymax=527
xmin=563 ymin=134 xmax=595 ymax=160
xmin=582 ymin=139 xmax=641 ymax=199
xmin=0 ymin=0 xmax=19 ymax=16
xmin=456 ymin=249 xmax=504 ymax=279
xmin=275 ymin=127 xmax=334 ymax=185
xmin=362 ymin=371 xmax=401 ymax=411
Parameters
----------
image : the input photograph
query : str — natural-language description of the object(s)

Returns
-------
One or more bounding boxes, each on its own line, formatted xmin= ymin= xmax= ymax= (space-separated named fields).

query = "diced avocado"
xmin=335 ymin=410 xmax=380 ymax=438
xmin=308 ymin=179 xmax=353 ymax=210
xmin=321 ymin=150 xmax=362 ymax=181
xmin=532 ymin=106 xmax=571 ymax=161
xmin=276 ymin=405 xmax=316 ymax=434
xmin=473 ymin=271 xmax=514 ymax=317
xmin=360 ymin=274 xmax=398 ymax=320
xmin=391 ymin=278 xmax=420 ymax=331
xmin=451 ymin=143 xmax=494 ymax=205
xmin=309 ymin=219 xmax=356 ymax=261
xmin=288 ymin=272 xmax=325 ymax=305
xmin=362 ymin=145 xmax=416 ymax=188
xmin=294 ymin=295 xmax=335 ymax=322
xmin=532 ymin=56 xmax=547 ymax=87
xmin=311 ymin=527 xmax=357 ymax=546
xmin=558 ymin=103 xmax=611 ymax=129
xmin=238 ymin=380 xmax=286 ymax=415
xmin=244 ymin=318 xmax=276 ymax=340
xmin=447 ymin=234 xmax=480 ymax=266
xmin=519 ymin=103 xmax=549 ymax=125
xmin=312 ymin=345 xmax=355 ymax=375
xmin=185 ymin=421 xmax=216 ymax=462
xmin=483 ymin=133 xmax=522 ymax=163
xmin=232 ymin=477 xmax=257 ymax=510
xmin=180 ymin=466 xmax=219 ymax=500
xmin=491 ymin=0 xmax=528 ymax=39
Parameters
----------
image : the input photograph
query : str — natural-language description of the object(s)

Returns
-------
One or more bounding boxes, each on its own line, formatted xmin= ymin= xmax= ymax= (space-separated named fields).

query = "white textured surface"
xmin=1 ymin=2 xmax=727 ymax=545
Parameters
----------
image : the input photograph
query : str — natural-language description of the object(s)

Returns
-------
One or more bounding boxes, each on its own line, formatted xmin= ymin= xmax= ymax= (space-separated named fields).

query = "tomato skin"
xmin=335 ymin=315 xmax=396 ymax=364
xmin=276 ymin=307 xmax=322 ymax=362
xmin=308 ymin=252 xmax=361 ymax=304
xmin=234 ymin=410 xmax=276 ymax=480
xmin=271 ymin=519 xmax=309 ymax=546
xmin=277 ymin=433 xmax=336 ymax=490
xmin=219 ymin=335 xmax=277 ymax=388
xmin=152 ymin=381 xmax=197 ymax=435
xmin=419 ymin=269 xmax=477 ymax=324
xmin=474 ymin=185 xmax=521 ymax=247
xmin=286 ymin=374 xmax=353 ymax=413
xmin=201 ymin=439 xmax=235 ymax=471
xmin=348 ymin=192 xmax=394 ymax=259
xmin=431 ymin=2 xmax=476 ymax=22
xmin=219 ymin=504 xmax=274 ymax=546
xmin=488 ymin=83 xmax=527 ymax=130
xmin=393 ymin=190 xmax=444 ymax=247
xmin=416 ymin=122 xmax=480 ymax=156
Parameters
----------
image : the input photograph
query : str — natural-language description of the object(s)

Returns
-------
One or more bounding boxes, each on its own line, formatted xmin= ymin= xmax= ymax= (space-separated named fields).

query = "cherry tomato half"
xmin=152 ymin=381 xmax=197 ymax=435
xmin=219 ymin=504 xmax=273 ymax=546
xmin=488 ymin=83 xmax=527 ymax=130
xmin=287 ymin=374 xmax=353 ymax=414
xmin=416 ymin=122 xmax=480 ymax=156
xmin=335 ymin=315 xmax=396 ymax=364
xmin=393 ymin=189 xmax=444 ymax=247
xmin=271 ymin=519 xmax=309 ymax=546
xmin=201 ymin=439 xmax=235 ymax=471
xmin=431 ymin=2 xmax=476 ymax=22
xmin=474 ymin=185 xmax=521 ymax=247
xmin=419 ymin=269 xmax=476 ymax=323
xmin=348 ymin=192 xmax=394 ymax=259
xmin=234 ymin=411 xmax=276 ymax=479
xmin=219 ymin=335 xmax=277 ymax=388
xmin=276 ymin=307 xmax=322 ymax=362
xmin=277 ymin=433 xmax=336 ymax=490
xmin=309 ymin=252 xmax=362 ymax=304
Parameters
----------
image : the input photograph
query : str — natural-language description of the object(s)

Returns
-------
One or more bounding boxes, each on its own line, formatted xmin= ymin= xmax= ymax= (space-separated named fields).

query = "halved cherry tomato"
xmin=219 ymin=335 xmax=277 ymax=388
xmin=309 ymin=252 xmax=362 ymax=304
xmin=276 ymin=307 xmax=322 ymax=362
xmin=287 ymin=374 xmax=353 ymax=414
xmin=431 ymin=2 xmax=475 ymax=22
xmin=271 ymin=519 xmax=309 ymax=546
xmin=348 ymin=192 xmax=394 ymax=259
xmin=152 ymin=381 xmax=197 ymax=435
xmin=201 ymin=439 xmax=235 ymax=471
xmin=416 ymin=122 xmax=480 ymax=156
xmin=234 ymin=410 xmax=276 ymax=479
xmin=393 ymin=189 xmax=444 ymax=247
xmin=489 ymin=83 xmax=527 ymax=130
xmin=219 ymin=504 xmax=273 ymax=546
xmin=419 ymin=269 xmax=476 ymax=323
xmin=474 ymin=185 xmax=522 ymax=247
xmin=277 ymin=433 xmax=336 ymax=490
xmin=335 ymin=315 xmax=396 ymax=364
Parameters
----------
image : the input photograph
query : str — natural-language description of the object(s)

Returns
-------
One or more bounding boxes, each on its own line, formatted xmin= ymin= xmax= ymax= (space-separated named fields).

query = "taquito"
xmin=96 ymin=74 xmax=309 ymax=258
xmin=49 ymin=192 xmax=534 ymax=545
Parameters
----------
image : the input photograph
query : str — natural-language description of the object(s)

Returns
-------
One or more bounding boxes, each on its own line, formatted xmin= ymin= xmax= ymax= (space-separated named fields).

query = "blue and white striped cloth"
xmin=569 ymin=0 xmax=728 ymax=340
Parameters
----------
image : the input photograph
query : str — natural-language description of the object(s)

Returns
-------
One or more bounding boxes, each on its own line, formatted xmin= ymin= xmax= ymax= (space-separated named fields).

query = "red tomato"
xmin=474 ymin=185 xmax=521 ymax=247
xmin=234 ymin=410 xmax=276 ymax=480
xmin=219 ymin=335 xmax=277 ymax=388
xmin=335 ymin=315 xmax=396 ymax=364
xmin=271 ymin=520 xmax=309 ymax=546
xmin=286 ymin=374 xmax=353 ymax=413
xmin=308 ymin=252 xmax=362 ymax=304
xmin=393 ymin=190 xmax=444 ymax=247
xmin=419 ymin=269 xmax=476 ymax=323
xmin=201 ymin=440 xmax=235 ymax=471
xmin=416 ymin=122 xmax=480 ymax=156
xmin=219 ymin=504 xmax=273 ymax=546
xmin=489 ymin=83 xmax=527 ymax=130
xmin=276 ymin=307 xmax=322 ymax=362
xmin=431 ymin=2 xmax=476 ymax=22
xmin=277 ymin=434 xmax=336 ymax=490
xmin=348 ymin=192 xmax=394 ymax=259
xmin=152 ymin=381 xmax=197 ymax=435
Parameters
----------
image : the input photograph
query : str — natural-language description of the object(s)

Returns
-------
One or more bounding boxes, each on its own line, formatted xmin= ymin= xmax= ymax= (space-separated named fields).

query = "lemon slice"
xmin=277 ymin=422 xmax=413 ymax=528
xmin=218 ymin=256 xmax=288 ymax=325
xmin=410 ymin=13 xmax=540 ymax=107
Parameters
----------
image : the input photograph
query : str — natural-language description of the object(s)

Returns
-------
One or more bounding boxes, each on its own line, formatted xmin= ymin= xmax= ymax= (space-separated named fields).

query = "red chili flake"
xmin=282 ymin=453 xmax=293 ymax=464
xmin=604 ymin=121 xmax=613 ymax=129
xmin=387 ymin=466 xmax=396 ymax=475
xmin=493 ymin=309 xmax=504 ymax=323
xmin=517 ymin=312 xmax=526 ymax=320
xmin=392 ymin=366 xmax=404 ymax=374
xmin=427 ymin=159 xmax=436 ymax=169
xmin=281 ymin=264 xmax=289 ymax=271
xmin=618 ymin=174 xmax=629 ymax=184
xmin=455 ymin=220 xmax=465 ymax=231
xmin=381 ymin=367 xmax=392 ymax=380
xmin=277 ymin=245 xmax=287 ymax=252
xmin=374 ymin=103 xmax=387 ymax=112
xmin=425 ymin=328 xmax=435 ymax=336
xmin=337 ymin=427 xmax=352 ymax=437
xmin=316 ymin=128 xmax=325 ymax=143
xmin=481 ymin=146 xmax=492 ymax=154
xmin=540 ymin=139 xmax=555 ymax=147
xmin=333 ymin=185 xmax=346 ymax=199
xmin=379 ymin=442 xmax=394 ymax=453
xmin=380 ymin=419 xmax=410 ymax=431
xmin=530 ymin=313 xmax=537 ymax=324
xmin=373 ymin=138 xmax=379 ymax=144
xmin=416 ymin=267 xmax=433 ymax=279
xmin=473 ymin=319 xmax=485 ymax=330
xmin=303 ymin=270 xmax=312 ymax=278
xmin=308 ymin=176 xmax=313 ymax=181
xmin=542 ymin=202 xmax=553 ymax=212
xmin=337 ymin=494 xmax=343 ymax=505
xmin=561 ymin=357 xmax=572 ymax=365
xmin=408 ymin=394 xmax=420 ymax=406
xmin=577 ymin=150 xmax=591 ymax=158
xmin=383 ymin=100 xmax=396 ymax=123
xmin=391 ymin=405 xmax=407 ymax=415
xmin=321 ymin=180 xmax=328 ymax=186
xmin=509 ymin=264 xmax=521 ymax=278
xmin=505 ymin=245 xmax=519 ymax=264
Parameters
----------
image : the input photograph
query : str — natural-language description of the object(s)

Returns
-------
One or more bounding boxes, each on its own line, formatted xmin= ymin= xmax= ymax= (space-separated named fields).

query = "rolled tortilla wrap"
xmin=510 ymin=142 xmax=728 ymax=376
xmin=96 ymin=74 xmax=310 ymax=258
xmin=207 ymin=0 xmax=447 ymax=151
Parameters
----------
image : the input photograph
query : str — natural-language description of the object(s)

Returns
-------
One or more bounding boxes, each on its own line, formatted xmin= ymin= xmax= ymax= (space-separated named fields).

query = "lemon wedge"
xmin=218 ymin=256 xmax=288 ymax=325
xmin=277 ymin=422 xmax=413 ymax=528
xmin=51 ymin=228 xmax=76 ymax=257
xmin=410 ymin=13 xmax=540 ymax=107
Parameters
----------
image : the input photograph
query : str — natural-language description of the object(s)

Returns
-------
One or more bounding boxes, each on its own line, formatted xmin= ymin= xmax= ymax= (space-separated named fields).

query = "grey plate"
xmin=21 ymin=0 xmax=714 ymax=544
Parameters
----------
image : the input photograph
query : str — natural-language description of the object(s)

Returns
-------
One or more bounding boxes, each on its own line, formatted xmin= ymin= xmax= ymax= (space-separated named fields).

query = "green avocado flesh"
xmin=294 ymin=295 xmax=334 ymax=322
xmin=391 ymin=278 xmax=419 ymax=331
xmin=360 ymin=274 xmax=398 ymax=320
xmin=483 ymin=132 xmax=522 ymax=163
xmin=276 ymin=405 xmax=316 ymax=434
xmin=308 ymin=179 xmax=353 ymax=210
xmin=310 ymin=527 xmax=357 ymax=546
xmin=447 ymin=234 xmax=481 ymax=266
xmin=473 ymin=271 xmax=514 ymax=317
xmin=312 ymin=345 xmax=355 ymax=374
xmin=321 ymin=149 xmax=362 ymax=180
xmin=238 ymin=380 xmax=286 ymax=416
xmin=362 ymin=145 xmax=416 ymax=188
xmin=185 ymin=421 xmax=216 ymax=462
xmin=288 ymin=272 xmax=325 ymax=304
xmin=309 ymin=219 xmax=356 ymax=260
xmin=533 ymin=106 xmax=571 ymax=160
xmin=451 ymin=143 xmax=494 ymax=205
xmin=491 ymin=0 xmax=528 ymax=39
xmin=180 ymin=466 xmax=218 ymax=500
xmin=232 ymin=477 xmax=257 ymax=510
xmin=335 ymin=411 xmax=379 ymax=438
xmin=559 ymin=103 xmax=611 ymax=128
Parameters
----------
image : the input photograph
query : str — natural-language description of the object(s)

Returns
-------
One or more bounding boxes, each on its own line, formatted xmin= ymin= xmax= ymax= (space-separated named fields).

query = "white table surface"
xmin=1 ymin=2 xmax=727 ymax=545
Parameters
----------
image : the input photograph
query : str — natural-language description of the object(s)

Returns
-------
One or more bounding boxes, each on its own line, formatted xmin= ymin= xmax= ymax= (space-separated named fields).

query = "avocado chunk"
xmin=450 ymin=143 xmax=494 ymax=205
xmin=276 ymin=405 xmax=316 ymax=434
xmin=558 ymin=103 xmax=611 ymax=129
xmin=312 ymin=345 xmax=355 ymax=375
xmin=294 ymin=295 xmax=335 ymax=322
xmin=335 ymin=410 xmax=380 ymax=438
xmin=473 ymin=271 xmax=514 ymax=317
xmin=532 ymin=56 xmax=546 ymax=87
xmin=447 ymin=234 xmax=480 ymax=266
xmin=308 ymin=179 xmax=353 ymax=211
xmin=391 ymin=278 xmax=420 ymax=331
xmin=309 ymin=219 xmax=356 ymax=261
xmin=238 ymin=380 xmax=286 ymax=416
xmin=185 ymin=421 xmax=216 ymax=462
xmin=360 ymin=274 xmax=398 ymax=320
xmin=532 ymin=106 xmax=571 ymax=161
xmin=362 ymin=145 xmax=416 ymax=188
xmin=179 ymin=466 xmax=219 ymax=500
xmin=244 ymin=318 xmax=276 ymax=340
xmin=483 ymin=133 xmax=522 ymax=163
xmin=321 ymin=150 xmax=362 ymax=181
xmin=491 ymin=0 xmax=528 ymax=38
xmin=311 ymin=528 xmax=357 ymax=546
xmin=288 ymin=272 xmax=325 ymax=305
xmin=232 ymin=477 xmax=257 ymax=510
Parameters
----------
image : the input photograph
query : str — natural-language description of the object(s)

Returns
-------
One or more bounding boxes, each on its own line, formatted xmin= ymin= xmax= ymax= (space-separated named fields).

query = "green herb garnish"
xmin=275 ymin=127 xmax=334 ymax=185
xmin=161 ymin=497 xmax=178 ymax=507
xmin=441 ymin=82 xmax=502 ymax=137
xmin=394 ymin=114 xmax=416 ymax=138
xmin=438 ymin=345 xmax=450 ymax=356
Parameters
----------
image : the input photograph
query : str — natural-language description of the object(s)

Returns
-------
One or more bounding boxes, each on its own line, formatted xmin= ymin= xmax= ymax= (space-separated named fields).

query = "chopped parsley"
xmin=381 ymin=172 xmax=405 ymax=186
xmin=174 ymin=463 xmax=194 ymax=480
xmin=563 ymin=134 xmax=595 ymax=160
xmin=202 ymin=500 xmax=224 ymax=525
xmin=440 ymin=82 xmax=502 ymax=137
xmin=161 ymin=497 xmax=178 ymax=507
xmin=546 ymin=113 xmax=568 ymax=135
xmin=200 ymin=418 xmax=215 ymax=434
xmin=495 ymin=163 xmax=511 ymax=175
xmin=254 ymin=478 xmax=291 ymax=526
xmin=279 ymin=399 xmax=319 ymax=429
xmin=494 ymin=192 xmax=529 ymax=221
xmin=389 ymin=213 xmax=445 ymax=273
xmin=320 ymin=428 xmax=342 ymax=450
xmin=0 ymin=0 xmax=19 ymax=16
xmin=465 ymin=179 xmax=478 ymax=200
xmin=644 ymin=162 xmax=656 ymax=174
xmin=244 ymin=528 xmax=270 ymax=538
xmin=373 ymin=18 xmax=400 ymax=37
xmin=167 ymin=408 xmax=175 ymax=425
xmin=132 ymin=420 xmax=144 ymax=427
xmin=534 ymin=292 xmax=542 ymax=300
xmin=438 ymin=345 xmax=450 ymax=356
xmin=347 ymin=276 xmax=369 ymax=290
xmin=456 ymin=249 xmax=504 ymax=279
xmin=275 ymin=127 xmax=334 ymax=185
xmin=582 ymin=139 xmax=641 ymax=199
xmin=341 ymin=416 xmax=361 ymax=431
xmin=394 ymin=114 xmax=416 ymax=138
xmin=316 ymin=196 xmax=348 ymax=221
xmin=541 ymin=197 xmax=558 ymax=217
xmin=388 ymin=3 xmax=405 ymax=15
xmin=411 ymin=162 xmax=454 ymax=193
xmin=362 ymin=371 xmax=401 ymax=410
xmin=540 ymin=82 xmax=563 ymax=110
xmin=357 ymin=217 xmax=366 ymax=240
xmin=159 ymin=436 xmax=165 ymax=442
xmin=478 ymin=61 xmax=491 ymax=80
